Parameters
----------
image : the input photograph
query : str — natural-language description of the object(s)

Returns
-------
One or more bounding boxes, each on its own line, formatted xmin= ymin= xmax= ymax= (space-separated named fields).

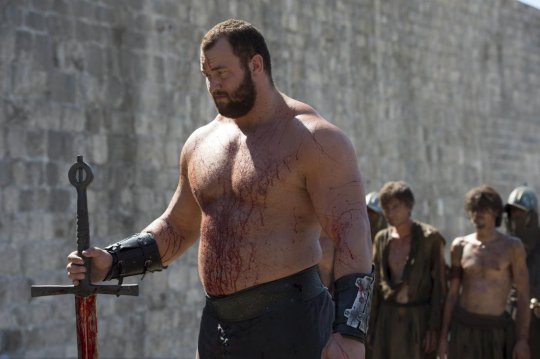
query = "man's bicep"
xmin=151 ymin=175 xmax=201 ymax=265
xmin=166 ymin=169 xmax=202 ymax=234
xmin=304 ymin=127 xmax=371 ymax=275
xmin=305 ymin=131 xmax=366 ymax=232
xmin=145 ymin=145 xmax=202 ymax=261
xmin=449 ymin=238 xmax=464 ymax=266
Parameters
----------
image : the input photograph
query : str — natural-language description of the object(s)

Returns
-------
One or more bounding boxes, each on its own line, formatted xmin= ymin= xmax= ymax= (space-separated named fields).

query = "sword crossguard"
xmin=31 ymin=283 xmax=139 ymax=298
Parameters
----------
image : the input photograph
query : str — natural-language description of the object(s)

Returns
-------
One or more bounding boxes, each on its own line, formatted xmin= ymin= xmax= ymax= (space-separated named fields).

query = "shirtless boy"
xmin=438 ymin=185 xmax=530 ymax=359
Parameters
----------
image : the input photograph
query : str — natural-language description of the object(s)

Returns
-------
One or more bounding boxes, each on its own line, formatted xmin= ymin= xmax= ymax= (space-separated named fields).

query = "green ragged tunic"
xmin=369 ymin=221 xmax=446 ymax=359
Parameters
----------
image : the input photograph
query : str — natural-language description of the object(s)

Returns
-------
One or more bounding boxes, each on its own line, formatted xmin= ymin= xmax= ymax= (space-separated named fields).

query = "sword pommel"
xmin=68 ymin=155 xmax=94 ymax=191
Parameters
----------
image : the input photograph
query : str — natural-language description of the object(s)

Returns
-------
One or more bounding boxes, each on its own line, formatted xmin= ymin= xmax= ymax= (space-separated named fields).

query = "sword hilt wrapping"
xmin=68 ymin=156 xmax=95 ymax=288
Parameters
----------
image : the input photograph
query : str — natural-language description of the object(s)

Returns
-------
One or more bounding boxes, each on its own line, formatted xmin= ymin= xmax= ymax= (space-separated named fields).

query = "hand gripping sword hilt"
xmin=31 ymin=155 xmax=139 ymax=298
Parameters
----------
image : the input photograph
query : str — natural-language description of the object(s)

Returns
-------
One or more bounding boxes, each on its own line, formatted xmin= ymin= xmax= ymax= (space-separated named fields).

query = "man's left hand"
xmin=321 ymin=333 xmax=365 ymax=359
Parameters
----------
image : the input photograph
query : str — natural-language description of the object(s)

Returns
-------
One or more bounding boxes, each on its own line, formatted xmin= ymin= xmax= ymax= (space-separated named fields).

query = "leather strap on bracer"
xmin=333 ymin=270 xmax=374 ymax=343
xmin=104 ymin=232 xmax=166 ymax=282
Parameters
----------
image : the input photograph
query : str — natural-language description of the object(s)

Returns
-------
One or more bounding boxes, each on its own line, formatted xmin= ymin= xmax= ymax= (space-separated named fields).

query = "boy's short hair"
xmin=465 ymin=185 xmax=504 ymax=227
xmin=379 ymin=181 xmax=415 ymax=210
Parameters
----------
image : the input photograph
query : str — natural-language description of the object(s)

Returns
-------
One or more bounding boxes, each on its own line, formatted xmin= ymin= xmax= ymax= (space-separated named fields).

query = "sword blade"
xmin=76 ymin=295 xmax=98 ymax=359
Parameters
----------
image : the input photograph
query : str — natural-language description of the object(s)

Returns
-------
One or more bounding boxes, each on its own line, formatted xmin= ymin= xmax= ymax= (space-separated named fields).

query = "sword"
xmin=31 ymin=156 xmax=139 ymax=359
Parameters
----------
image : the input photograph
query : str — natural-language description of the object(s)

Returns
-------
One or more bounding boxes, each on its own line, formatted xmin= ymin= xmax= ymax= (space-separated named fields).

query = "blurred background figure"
xmin=505 ymin=185 xmax=540 ymax=358
xmin=366 ymin=191 xmax=387 ymax=242
xmin=363 ymin=191 xmax=386 ymax=359
xmin=370 ymin=181 xmax=446 ymax=359
xmin=438 ymin=185 xmax=529 ymax=359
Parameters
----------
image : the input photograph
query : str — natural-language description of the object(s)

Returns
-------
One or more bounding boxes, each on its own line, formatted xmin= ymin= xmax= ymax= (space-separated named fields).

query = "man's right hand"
xmin=66 ymin=247 xmax=112 ymax=285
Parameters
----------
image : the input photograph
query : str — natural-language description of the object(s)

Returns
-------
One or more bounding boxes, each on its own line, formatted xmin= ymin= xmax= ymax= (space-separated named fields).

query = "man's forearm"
xmin=516 ymin=293 xmax=531 ymax=341
xmin=143 ymin=216 xmax=197 ymax=266
xmin=332 ymin=222 xmax=372 ymax=279
xmin=439 ymin=292 xmax=458 ymax=340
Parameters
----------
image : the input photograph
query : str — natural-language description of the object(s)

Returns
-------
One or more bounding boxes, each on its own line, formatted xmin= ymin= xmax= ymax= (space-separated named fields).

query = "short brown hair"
xmin=379 ymin=181 xmax=415 ymax=210
xmin=464 ymin=185 xmax=504 ymax=226
xmin=201 ymin=19 xmax=273 ymax=80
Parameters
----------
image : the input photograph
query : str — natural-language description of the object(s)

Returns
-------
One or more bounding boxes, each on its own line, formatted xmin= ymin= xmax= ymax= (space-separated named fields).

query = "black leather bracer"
xmin=104 ymin=232 xmax=166 ymax=281
xmin=333 ymin=270 xmax=374 ymax=343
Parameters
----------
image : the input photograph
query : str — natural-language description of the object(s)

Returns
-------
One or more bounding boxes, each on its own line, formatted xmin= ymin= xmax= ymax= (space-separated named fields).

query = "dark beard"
xmin=213 ymin=69 xmax=256 ymax=118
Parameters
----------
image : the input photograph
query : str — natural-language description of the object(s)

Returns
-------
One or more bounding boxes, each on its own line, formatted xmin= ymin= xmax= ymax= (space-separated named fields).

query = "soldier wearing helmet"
xmin=505 ymin=185 xmax=540 ymax=357
xmin=366 ymin=191 xmax=387 ymax=241
xmin=505 ymin=186 xmax=540 ymax=253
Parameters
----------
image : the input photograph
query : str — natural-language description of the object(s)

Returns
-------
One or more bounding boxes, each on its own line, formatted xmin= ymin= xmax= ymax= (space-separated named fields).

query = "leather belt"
xmin=205 ymin=266 xmax=326 ymax=322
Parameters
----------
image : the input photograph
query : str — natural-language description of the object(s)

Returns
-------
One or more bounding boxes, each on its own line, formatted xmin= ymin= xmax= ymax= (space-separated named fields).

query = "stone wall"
xmin=1 ymin=0 xmax=539 ymax=357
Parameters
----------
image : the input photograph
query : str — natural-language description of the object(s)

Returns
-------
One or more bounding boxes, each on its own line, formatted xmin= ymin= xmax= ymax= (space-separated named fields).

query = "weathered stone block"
xmin=0 ymin=160 xmax=12 ymax=187
xmin=48 ymin=71 xmax=76 ymax=103
xmin=48 ymin=188 xmax=70 ymax=212
xmin=46 ymin=14 xmax=74 ymax=39
xmin=15 ymin=30 xmax=33 ymax=62
xmin=47 ymin=130 xmax=74 ymax=160
xmin=2 ymin=1 xmax=24 ymax=27
xmin=0 ymin=329 xmax=23 ymax=353
xmin=33 ymin=34 xmax=54 ymax=71
xmin=0 ymin=243 xmax=22 ymax=276
xmin=84 ymin=43 xmax=104 ymax=79
xmin=25 ymin=11 xmax=46 ymax=32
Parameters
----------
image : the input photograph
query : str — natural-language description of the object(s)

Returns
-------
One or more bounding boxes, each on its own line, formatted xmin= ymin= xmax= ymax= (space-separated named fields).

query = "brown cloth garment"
xmin=448 ymin=306 xmax=515 ymax=359
xmin=527 ymin=243 xmax=540 ymax=357
xmin=507 ymin=225 xmax=540 ymax=357
xmin=369 ymin=221 xmax=446 ymax=359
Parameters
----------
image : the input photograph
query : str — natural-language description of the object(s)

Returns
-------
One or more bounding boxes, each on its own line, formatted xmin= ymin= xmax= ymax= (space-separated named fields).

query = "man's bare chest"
xmin=462 ymin=243 xmax=511 ymax=276
xmin=188 ymin=139 xmax=303 ymax=209
xmin=388 ymin=238 xmax=411 ymax=281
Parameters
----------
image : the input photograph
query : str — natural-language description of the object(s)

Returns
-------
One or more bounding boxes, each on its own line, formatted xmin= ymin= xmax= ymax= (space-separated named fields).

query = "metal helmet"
xmin=506 ymin=186 xmax=538 ymax=213
xmin=366 ymin=191 xmax=383 ymax=214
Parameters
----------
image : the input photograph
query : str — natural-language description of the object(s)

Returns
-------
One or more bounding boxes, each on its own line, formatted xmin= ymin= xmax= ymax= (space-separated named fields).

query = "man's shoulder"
xmin=373 ymin=228 xmax=391 ymax=245
xmin=179 ymin=121 xmax=221 ymax=166
xmin=284 ymin=95 xmax=318 ymax=119
xmin=451 ymin=235 xmax=470 ymax=249
xmin=184 ymin=120 xmax=220 ymax=147
xmin=500 ymin=233 xmax=526 ymax=252
xmin=284 ymin=95 xmax=346 ymax=135
xmin=413 ymin=221 xmax=445 ymax=243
